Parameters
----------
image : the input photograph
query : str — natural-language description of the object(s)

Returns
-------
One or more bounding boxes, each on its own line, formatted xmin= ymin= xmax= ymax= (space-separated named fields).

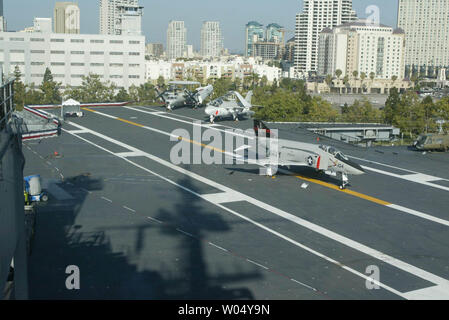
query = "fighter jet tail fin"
xmin=245 ymin=91 xmax=253 ymax=104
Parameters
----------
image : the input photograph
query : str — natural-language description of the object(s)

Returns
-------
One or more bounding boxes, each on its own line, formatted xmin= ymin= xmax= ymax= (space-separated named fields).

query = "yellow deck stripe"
xmin=82 ymin=107 xmax=393 ymax=207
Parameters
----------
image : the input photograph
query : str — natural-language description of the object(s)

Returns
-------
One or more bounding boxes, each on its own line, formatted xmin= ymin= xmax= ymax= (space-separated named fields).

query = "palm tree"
xmin=325 ymin=74 xmax=333 ymax=92
xmin=369 ymin=72 xmax=375 ymax=94
xmin=335 ymin=69 xmax=343 ymax=94
xmin=343 ymin=75 xmax=350 ymax=94
xmin=360 ymin=72 xmax=367 ymax=93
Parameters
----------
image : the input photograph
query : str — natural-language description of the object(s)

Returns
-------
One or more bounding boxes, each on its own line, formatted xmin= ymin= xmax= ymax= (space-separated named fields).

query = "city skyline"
xmin=3 ymin=0 xmax=398 ymax=53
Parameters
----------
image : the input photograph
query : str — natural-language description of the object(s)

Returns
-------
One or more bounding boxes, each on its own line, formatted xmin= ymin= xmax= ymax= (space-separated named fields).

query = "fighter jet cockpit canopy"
xmin=319 ymin=145 xmax=349 ymax=161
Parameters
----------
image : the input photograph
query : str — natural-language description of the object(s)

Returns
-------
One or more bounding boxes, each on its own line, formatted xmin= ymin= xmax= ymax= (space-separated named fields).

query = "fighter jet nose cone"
xmin=205 ymin=106 xmax=214 ymax=115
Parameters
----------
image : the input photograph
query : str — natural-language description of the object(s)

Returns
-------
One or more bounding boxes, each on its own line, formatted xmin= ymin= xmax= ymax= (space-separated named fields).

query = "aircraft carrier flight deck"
xmin=23 ymin=105 xmax=449 ymax=300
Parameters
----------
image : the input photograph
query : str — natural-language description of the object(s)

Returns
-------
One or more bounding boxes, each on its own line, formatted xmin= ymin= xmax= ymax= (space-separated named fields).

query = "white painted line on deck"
xmin=147 ymin=216 xmax=163 ymax=224
xmin=291 ymin=279 xmax=318 ymax=292
xmin=176 ymin=228 xmax=195 ymax=238
xmin=201 ymin=192 xmax=248 ymax=204
xmin=63 ymin=122 xmax=449 ymax=299
xmin=208 ymin=242 xmax=229 ymax=252
xmin=65 ymin=129 xmax=90 ymax=134
xmin=115 ymin=151 xmax=147 ymax=158
xmin=386 ymin=204 xmax=449 ymax=227
xmin=246 ymin=259 xmax=269 ymax=270
xmin=123 ymin=206 xmax=136 ymax=213
xmin=362 ymin=166 xmax=449 ymax=193
xmin=101 ymin=196 xmax=113 ymax=203
xmin=404 ymin=284 xmax=449 ymax=300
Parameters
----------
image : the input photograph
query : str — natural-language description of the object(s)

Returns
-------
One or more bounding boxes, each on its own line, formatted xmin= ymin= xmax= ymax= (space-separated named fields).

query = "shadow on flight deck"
xmin=28 ymin=173 xmax=261 ymax=299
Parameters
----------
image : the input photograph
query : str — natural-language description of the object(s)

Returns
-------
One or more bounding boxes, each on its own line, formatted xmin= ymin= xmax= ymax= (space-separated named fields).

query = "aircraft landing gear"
xmin=209 ymin=115 xmax=215 ymax=124
xmin=338 ymin=172 xmax=349 ymax=190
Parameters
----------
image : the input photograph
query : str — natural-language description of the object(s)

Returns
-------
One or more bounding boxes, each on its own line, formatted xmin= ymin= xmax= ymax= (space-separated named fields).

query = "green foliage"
xmin=335 ymin=69 xmax=342 ymax=79
xmin=13 ymin=66 xmax=26 ymax=110
xmin=115 ymin=88 xmax=130 ymax=102
xmin=341 ymin=99 xmax=382 ymax=123
xmin=64 ymin=73 xmax=116 ymax=103
xmin=383 ymin=89 xmax=444 ymax=136
xmin=209 ymin=77 xmax=234 ymax=100
xmin=157 ymin=76 xmax=166 ymax=88
xmin=40 ymin=68 xmax=62 ymax=104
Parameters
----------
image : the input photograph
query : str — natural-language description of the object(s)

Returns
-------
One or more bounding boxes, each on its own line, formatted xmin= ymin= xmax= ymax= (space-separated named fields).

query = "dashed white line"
xmin=123 ymin=206 xmax=136 ymax=213
xmin=147 ymin=216 xmax=163 ymax=224
xmin=101 ymin=196 xmax=113 ymax=203
xmin=176 ymin=228 xmax=195 ymax=238
xmin=246 ymin=259 xmax=269 ymax=270
xmin=291 ymin=279 xmax=318 ymax=292
xmin=208 ymin=242 xmax=229 ymax=252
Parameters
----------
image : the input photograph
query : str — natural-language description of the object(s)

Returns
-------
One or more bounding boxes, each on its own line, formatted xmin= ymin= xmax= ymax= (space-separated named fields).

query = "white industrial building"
xmin=200 ymin=21 xmax=223 ymax=58
xmin=167 ymin=21 xmax=187 ymax=60
xmin=398 ymin=0 xmax=449 ymax=75
xmin=0 ymin=32 xmax=145 ymax=89
xmin=317 ymin=20 xmax=406 ymax=80
xmin=100 ymin=0 xmax=143 ymax=36
xmin=295 ymin=0 xmax=357 ymax=77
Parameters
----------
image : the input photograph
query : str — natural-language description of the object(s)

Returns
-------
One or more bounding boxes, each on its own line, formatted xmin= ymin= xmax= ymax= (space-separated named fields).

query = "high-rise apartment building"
xmin=0 ymin=0 xmax=5 ymax=32
xmin=398 ymin=0 xmax=449 ymax=76
xmin=54 ymin=2 xmax=80 ymax=34
xmin=167 ymin=21 xmax=187 ymax=60
xmin=100 ymin=0 xmax=143 ymax=36
xmin=146 ymin=43 xmax=164 ymax=58
xmin=266 ymin=23 xmax=284 ymax=44
xmin=201 ymin=21 xmax=223 ymax=57
xmin=245 ymin=21 xmax=264 ymax=57
xmin=295 ymin=0 xmax=357 ymax=77
xmin=317 ymin=20 xmax=406 ymax=80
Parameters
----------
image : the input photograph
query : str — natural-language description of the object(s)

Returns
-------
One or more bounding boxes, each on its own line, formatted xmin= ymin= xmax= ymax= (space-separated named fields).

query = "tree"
xmin=341 ymin=99 xmax=382 ymax=123
xmin=352 ymin=71 xmax=359 ymax=79
xmin=369 ymin=72 xmax=375 ymax=81
xmin=335 ymin=69 xmax=343 ymax=94
xmin=157 ymin=76 xmax=166 ymax=88
xmin=421 ymin=96 xmax=437 ymax=133
xmin=64 ymin=73 xmax=116 ymax=103
xmin=136 ymin=82 xmax=156 ymax=104
xmin=360 ymin=72 xmax=367 ymax=93
xmin=335 ymin=69 xmax=343 ymax=79
xmin=304 ymin=97 xmax=338 ymax=122
xmin=40 ymin=68 xmax=62 ymax=104
xmin=115 ymin=88 xmax=130 ymax=102
xmin=13 ymin=66 xmax=26 ymax=110
xmin=325 ymin=74 xmax=333 ymax=89
xmin=384 ymin=88 xmax=401 ymax=124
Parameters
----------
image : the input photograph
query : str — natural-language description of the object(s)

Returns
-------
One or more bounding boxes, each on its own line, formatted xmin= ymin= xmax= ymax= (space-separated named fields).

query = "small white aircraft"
xmin=205 ymin=91 xmax=255 ymax=123
xmin=251 ymin=120 xmax=366 ymax=189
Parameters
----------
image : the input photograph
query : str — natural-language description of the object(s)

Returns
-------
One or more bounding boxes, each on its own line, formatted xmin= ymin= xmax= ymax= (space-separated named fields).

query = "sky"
xmin=3 ymin=0 xmax=399 ymax=53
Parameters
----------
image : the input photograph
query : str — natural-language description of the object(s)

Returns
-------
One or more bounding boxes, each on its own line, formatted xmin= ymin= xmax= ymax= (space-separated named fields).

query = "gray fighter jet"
xmin=251 ymin=120 xmax=366 ymax=189
xmin=205 ymin=91 xmax=255 ymax=123
xmin=156 ymin=81 xmax=214 ymax=111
